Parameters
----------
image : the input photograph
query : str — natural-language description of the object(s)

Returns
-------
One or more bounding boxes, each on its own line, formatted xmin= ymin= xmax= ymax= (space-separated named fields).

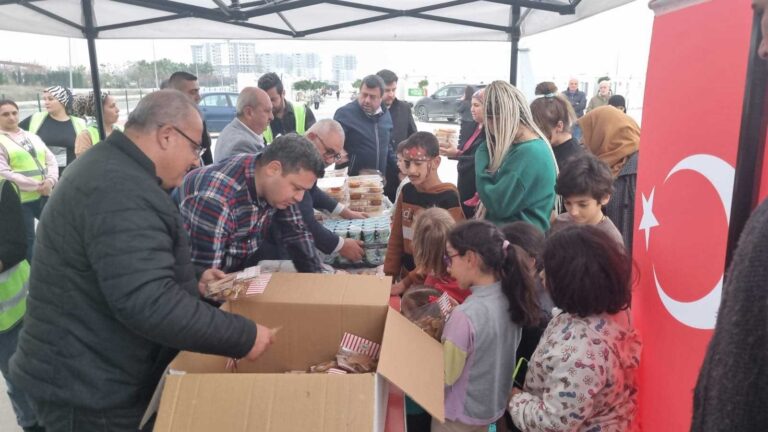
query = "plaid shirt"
xmin=177 ymin=154 xmax=323 ymax=273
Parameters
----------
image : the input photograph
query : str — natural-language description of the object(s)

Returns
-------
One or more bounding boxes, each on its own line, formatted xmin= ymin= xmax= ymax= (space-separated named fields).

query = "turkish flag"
xmin=633 ymin=0 xmax=752 ymax=430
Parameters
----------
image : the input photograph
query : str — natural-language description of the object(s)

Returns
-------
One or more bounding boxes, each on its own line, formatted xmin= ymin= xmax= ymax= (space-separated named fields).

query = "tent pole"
xmin=82 ymin=0 xmax=105 ymax=140
xmin=509 ymin=5 xmax=521 ymax=85
xmin=725 ymin=10 xmax=768 ymax=272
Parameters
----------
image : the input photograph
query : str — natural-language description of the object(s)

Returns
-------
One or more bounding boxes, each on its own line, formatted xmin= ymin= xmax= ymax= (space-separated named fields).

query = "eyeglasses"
xmin=443 ymin=252 xmax=461 ymax=268
xmin=316 ymin=134 xmax=344 ymax=162
xmin=169 ymin=125 xmax=205 ymax=157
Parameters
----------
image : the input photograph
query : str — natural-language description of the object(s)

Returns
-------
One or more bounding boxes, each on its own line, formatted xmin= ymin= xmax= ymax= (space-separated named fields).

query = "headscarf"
xmin=579 ymin=105 xmax=640 ymax=177
xmin=45 ymin=86 xmax=73 ymax=110
xmin=71 ymin=91 xmax=107 ymax=118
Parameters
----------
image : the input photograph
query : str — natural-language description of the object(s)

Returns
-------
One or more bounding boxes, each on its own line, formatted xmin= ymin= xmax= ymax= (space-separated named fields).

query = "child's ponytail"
xmin=449 ymin=221 xmax=540 ymax=326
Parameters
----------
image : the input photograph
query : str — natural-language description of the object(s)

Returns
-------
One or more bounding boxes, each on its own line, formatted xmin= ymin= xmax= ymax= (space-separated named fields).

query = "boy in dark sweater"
xmin=385 ymin=132 xmax=465 ymax=295
xmin=549 ymin=153 xmax=624 ymax=247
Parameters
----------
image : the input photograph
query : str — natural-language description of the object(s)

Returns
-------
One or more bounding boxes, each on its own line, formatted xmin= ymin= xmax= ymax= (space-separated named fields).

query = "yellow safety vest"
xmin=263 ymin=102 xmax=307 ymax=144
xmin=0 ymin=181 xmax=28 ymax=332
xmin=29 ymin=112 xmax=86 ymax=136
xmin=87 ymin=124 xmax=122 ymax=146
xmin=0 ymin=133 xmax=48 ymax=203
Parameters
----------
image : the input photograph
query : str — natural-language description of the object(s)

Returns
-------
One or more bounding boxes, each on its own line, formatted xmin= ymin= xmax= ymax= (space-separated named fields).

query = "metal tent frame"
xmin=1 ymin=0 xmax=606 ymax=137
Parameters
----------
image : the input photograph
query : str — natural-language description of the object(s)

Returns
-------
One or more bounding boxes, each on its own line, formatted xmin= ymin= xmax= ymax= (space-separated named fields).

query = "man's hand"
xmin=339 ymin=238 xmax=364 ymax=262
xmin=198 ymin=268 xmax=228 ymax=297
xmin=340 ymin=207 xmax=368 ymax=219
xmin=244 ymin=323 xmax=275 ymax=360
xmin=440 ymin=144 xmax=459 ymax=158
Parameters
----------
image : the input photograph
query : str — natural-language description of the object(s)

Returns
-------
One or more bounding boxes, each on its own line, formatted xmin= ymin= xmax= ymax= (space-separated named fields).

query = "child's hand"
xmin=508 ymin=386 xmax=524 ymax=405
xmin=390 ymin=281 xmax=407 ymax=296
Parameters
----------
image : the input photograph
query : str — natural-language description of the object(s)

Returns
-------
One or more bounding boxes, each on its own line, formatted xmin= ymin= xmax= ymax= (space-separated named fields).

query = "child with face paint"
xmin=384 ymin=132 xmax=465 ymax=296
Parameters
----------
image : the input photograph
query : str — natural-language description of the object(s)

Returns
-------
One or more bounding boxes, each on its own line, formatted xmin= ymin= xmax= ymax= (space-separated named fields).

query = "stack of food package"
xmin=322 ymin=215 xmax=391 ymax=267
xmin=347 ymin=175 xmax=385 ymax=215
xmin=316 ymin=169 xmax=349 ymax=209
xmin=434 ymin=128 xmax=458 ymax=149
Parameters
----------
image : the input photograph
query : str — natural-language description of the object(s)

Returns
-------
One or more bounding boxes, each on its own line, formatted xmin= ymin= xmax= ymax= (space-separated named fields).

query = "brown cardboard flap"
xmin=378 ymin=307 xmax=445 ymax=421
xmin=237 ymin=272 xmax=391 ymax=306
xmin=155 ymin=373 xmax=377 ymax=432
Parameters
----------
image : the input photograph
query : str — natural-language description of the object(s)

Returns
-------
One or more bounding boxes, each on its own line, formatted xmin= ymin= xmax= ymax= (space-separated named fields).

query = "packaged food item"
xmin=335 ymin=332 xmax=381 ymax=373
xmin=401 ymin=287 xmax=457 ymax=340
xmin=205 ymin=266 xmax=261 ymax=301
xmin=434 ymin=128 xmax=458 ymax=149
xmin=309 ymin=360 xmax=339 ymax=373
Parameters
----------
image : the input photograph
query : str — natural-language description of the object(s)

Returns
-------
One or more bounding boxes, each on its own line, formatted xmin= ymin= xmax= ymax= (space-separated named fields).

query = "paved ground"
xmin=0 ymin=94 xmax=459 ymax=431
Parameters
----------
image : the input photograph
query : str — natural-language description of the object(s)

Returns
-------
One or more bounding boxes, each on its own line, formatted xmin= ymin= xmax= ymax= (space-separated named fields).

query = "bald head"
xmin=306 ymin=119 xmax=346 ymax=167
xmin=237 ymin=87 xmax=273 ymax=135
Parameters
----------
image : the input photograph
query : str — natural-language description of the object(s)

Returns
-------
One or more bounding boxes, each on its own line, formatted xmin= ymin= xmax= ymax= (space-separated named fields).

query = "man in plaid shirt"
xmin=177 ymin=134 xmax=326 ymax=273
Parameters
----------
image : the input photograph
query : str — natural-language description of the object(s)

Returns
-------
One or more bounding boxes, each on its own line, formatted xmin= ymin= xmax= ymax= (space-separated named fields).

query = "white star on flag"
xmin=639 ymin=188 xmax=660 ymax=251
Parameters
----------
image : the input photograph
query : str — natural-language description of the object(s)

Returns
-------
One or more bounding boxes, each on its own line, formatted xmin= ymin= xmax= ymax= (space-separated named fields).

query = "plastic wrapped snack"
xmin=205 ymin=266 xmax=262 ymax=301
xmin=401 ymin=287 xmax=457 ymax=340
xmin=335 ymin=332 xmax=381 ymax=373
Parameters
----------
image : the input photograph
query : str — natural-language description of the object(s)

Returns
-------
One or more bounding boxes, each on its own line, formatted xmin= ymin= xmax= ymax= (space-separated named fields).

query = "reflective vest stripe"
xmin=0 ymin=257 xmax=29 ymax=332
xmin=88 ymin=126 xmax=100 ymax=146
xmin=0 ymin=134 xmax=47 ymax=203
xmin=88 ymin=124 xmax=121 ymax=146
xmin=264 ymin=102 xmax=307 ymax=144
xmin=29 ymin=112 xmax=86 ymax=135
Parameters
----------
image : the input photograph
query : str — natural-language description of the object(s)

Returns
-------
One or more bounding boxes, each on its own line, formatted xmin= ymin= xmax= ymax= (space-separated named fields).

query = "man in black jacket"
xmin=377 ymin=69 xmax=416 ymax=201
xmin=10 ymin=91 xmax=273 ymax=431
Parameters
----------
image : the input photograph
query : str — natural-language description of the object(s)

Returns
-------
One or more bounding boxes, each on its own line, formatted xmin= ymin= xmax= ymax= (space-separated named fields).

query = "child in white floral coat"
xmin=509 ymin=225 xmax=641 ymax=431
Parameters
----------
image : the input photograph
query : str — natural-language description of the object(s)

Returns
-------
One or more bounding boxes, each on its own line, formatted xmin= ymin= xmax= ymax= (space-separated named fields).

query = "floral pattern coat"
xmin=509 ymin=309 xmax=641 ymax=431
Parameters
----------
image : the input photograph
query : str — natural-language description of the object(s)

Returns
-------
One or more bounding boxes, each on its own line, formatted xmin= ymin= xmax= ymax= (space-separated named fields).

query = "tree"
xmin=292 ymin=80 xmax=313 ymax=91
xmin=418 ymin=79 xmax=429 ymax=89
xmin=352 ymin=79 xmax=362 ymax=90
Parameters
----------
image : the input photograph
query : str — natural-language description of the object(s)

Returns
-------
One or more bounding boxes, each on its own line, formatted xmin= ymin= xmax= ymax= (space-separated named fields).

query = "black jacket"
xmin=452 ymin=127 xmax=486 ymax=218
xmin=388 ymin=98 xmax=417 ymax=149
xmin=692 ymin=198 xmax=768 ymax=431
xmin=10 ymin=131 xmax=256 ymax=411
xmin=0 ymin=181 xmax=26 ymax=269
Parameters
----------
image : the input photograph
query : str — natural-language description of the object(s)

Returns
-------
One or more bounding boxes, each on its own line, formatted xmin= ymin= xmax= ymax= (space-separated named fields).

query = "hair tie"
xmin=502 ymin=240 xmax=510 ymax=252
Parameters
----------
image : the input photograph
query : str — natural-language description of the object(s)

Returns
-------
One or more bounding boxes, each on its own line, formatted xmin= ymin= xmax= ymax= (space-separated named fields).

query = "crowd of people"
xmin=0 ymin=17 xmax=764 ymax=425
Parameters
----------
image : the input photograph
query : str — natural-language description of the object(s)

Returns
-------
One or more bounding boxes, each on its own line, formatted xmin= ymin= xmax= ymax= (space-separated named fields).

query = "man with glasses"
xmin=177 ymin=133 xmax=330 ymax=274
xmin=10 ymin=90 xmax=273 ymax=431
xmin=259 ymin=120 xmax=367 ymax=263
xmin=214 ymin=87 xmax=273 ymax=162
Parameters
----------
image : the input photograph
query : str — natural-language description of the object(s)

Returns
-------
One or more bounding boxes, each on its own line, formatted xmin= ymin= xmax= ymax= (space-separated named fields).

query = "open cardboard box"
xmin=154 ymin=272 xmax=444 ymax=432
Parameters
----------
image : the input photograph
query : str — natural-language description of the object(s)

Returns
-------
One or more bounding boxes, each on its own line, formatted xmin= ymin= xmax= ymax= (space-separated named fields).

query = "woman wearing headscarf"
xmin=578 ymin=105 xmax=640 ymax=252
xmin=72 ymin=92 xmax=121 ymax=158
xmin=474 ymin=81 xmax=557 ymax=231
xmin=441 ymin=88 xmax=486 ymax=218
xmin=19 ymin=86 xmax=86 ymax=175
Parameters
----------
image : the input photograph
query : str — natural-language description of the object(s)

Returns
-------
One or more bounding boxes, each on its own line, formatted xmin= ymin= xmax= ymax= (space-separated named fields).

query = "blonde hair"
xmin=413 ymin=207 xmax=455 ymax=277
xmin=483 ymin=80 xmax=551 ymax=173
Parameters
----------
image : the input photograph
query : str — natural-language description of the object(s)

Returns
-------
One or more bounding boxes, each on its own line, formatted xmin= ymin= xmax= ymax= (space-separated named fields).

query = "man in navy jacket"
xmin=334 ymin=75 xmax=397 ymax=181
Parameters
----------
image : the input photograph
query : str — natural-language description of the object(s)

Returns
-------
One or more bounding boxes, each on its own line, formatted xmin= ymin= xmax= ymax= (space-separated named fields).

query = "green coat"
xmin=475 ymin=138 xmax=557 ymax=231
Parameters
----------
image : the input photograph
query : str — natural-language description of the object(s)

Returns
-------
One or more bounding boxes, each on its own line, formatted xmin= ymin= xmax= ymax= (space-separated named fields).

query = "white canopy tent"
xmin=0 ymin=0 xmax=635 ymax=135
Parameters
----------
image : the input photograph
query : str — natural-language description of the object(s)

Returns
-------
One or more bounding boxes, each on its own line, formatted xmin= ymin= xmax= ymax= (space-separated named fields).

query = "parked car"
xmin=199 ymin=92 xmax=238 ymax=133
xmin=413 ymin=84 xmax=486 ymax=122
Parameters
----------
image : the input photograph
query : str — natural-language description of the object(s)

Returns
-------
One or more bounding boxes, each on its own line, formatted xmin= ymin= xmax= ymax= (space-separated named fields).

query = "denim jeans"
xmin=34 ymin=400 xmax=154 ymax=432
xmin=20 ymin=197 xmax=46 ymax=263
xmin=0 ymin=321 xmax=39 ymax=428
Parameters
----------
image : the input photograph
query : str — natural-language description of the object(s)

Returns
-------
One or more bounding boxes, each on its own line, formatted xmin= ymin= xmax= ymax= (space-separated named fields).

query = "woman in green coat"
xmin=474 ymin=81 xmax=557 ymax=231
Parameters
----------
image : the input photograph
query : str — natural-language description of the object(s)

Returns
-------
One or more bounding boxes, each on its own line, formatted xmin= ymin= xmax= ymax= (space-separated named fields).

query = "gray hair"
xmin=125 ymin=90 xmax=199 ymax=133
xmin=307 ymin=118 xmax=345 ymax=142
xmin=236 ymin=87 xmax=264 ymax=116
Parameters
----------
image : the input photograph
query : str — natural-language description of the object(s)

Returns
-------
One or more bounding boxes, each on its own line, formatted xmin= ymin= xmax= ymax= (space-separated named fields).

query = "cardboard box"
xmin=154 ymin=272 xmax=444 ymax=432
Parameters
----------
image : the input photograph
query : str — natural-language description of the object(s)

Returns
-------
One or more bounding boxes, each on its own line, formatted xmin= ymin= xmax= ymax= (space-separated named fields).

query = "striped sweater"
xmin=384 ymin=182 xmax=464 ymax=287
